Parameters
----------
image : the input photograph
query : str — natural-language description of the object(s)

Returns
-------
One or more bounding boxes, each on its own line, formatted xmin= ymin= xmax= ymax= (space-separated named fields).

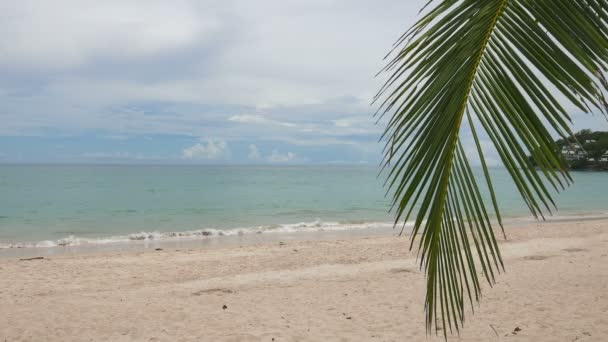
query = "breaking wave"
xmin=0 ymin=219 xmax=407 ymax=249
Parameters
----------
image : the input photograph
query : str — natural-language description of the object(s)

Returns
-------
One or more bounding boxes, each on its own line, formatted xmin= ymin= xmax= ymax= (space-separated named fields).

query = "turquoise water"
xmin=0 ymin=165 xmax=607 ymax=248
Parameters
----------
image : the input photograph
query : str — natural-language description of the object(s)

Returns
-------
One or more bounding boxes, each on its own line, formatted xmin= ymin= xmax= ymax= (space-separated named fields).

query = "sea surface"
xmin=1 ymin=165 xmax=607 ymax=249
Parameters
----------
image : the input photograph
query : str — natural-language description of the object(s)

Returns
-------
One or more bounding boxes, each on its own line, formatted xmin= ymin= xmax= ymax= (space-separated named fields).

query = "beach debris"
xmin=154 ymin=248 xmax=163 ymax=251
xmin=563 ymin=248 xmax=587 ymax=253
xmin=192 ymin=288 xmax=233 ymax=296
xmin=390 ymin=267 xmax=415 ymax=274
xmin=524 ymin=255 xmax=550 ymax=261
xmin=345 ymin=316 xmax=352 ymax=320
xmin=279 ymin=241 xmax=285 ymax=246
xmin=19 ymin=256 xmax=44 ymax=261
xmin=222 ymin=304 xmax=228 ymax=310
xmin=512 ymin=326 xmax=522 ymax=335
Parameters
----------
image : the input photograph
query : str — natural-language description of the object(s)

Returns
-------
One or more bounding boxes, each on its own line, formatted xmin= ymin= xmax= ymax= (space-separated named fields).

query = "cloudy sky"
xmin=1 ymin=0 xmax=606 ymax=164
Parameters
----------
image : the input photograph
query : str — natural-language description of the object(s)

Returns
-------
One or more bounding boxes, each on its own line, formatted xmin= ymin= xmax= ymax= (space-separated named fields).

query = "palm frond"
xmin=376 ymin=0 xmax=608 ymax=335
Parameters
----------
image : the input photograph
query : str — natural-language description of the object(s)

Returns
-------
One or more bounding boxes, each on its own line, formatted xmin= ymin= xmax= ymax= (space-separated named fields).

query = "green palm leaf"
xmin=376 ymin=0 xmax=608 ymax=335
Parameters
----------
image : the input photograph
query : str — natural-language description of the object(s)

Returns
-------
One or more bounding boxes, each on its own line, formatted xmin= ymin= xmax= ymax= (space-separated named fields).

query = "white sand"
xmin=1 ymin=219 xmax=607 ymax=341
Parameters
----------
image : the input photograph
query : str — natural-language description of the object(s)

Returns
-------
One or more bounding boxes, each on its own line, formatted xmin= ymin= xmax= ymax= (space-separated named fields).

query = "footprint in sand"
xmin=523 ymin=255 xmax=551 ymax=261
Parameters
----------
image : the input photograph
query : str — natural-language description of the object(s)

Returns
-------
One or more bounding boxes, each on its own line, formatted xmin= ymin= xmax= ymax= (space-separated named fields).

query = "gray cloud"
xmin=1 ymin=0 xmax=601 ymax=164
xmin=0 ymin=0 xmax=420 ymax=133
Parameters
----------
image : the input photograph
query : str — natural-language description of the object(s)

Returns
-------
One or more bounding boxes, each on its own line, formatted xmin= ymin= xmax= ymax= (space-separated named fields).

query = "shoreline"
xmin=1 ymin=218 xmax=607 ymax=341
xmin=2 ymin=211 xmax=608 ymax=259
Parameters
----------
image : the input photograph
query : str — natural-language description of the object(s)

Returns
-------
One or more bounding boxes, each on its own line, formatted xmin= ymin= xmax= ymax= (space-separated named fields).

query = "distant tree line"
xmin=529 ymin=130 xmax=608 ymax=170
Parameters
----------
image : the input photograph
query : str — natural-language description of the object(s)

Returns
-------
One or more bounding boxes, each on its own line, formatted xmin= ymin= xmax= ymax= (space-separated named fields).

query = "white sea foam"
xmin=0 ymin=219 xmax=407 ymax=249
xmin=3 ymin=211 xmax=608 ymax=251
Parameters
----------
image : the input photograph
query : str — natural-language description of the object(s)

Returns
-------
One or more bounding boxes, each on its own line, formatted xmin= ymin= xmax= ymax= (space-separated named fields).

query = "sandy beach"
xmin=1 ymin=219 xmax=607 ymax=341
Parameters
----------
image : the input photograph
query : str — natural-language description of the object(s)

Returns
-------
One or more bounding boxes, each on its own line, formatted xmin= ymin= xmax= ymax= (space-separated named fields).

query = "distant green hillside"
xmin=555 ymin=130 xmax=608 ymax=170
xmin=528 ymin=130 xmax=608 ymax=170
xmin=556 ymin=129 xmax=608 ymax=157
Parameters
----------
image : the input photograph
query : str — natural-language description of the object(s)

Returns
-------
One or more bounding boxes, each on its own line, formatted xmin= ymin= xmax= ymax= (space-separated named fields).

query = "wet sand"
xmin=1 ymin=219 xmax=607 ymax=341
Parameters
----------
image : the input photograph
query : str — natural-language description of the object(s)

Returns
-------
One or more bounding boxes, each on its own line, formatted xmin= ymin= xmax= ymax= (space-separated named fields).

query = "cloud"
xmin=182 ymin=138 xmax=229 ymax=160
xmin=0 ymin=0 xmax=219 ymax=70
xmin=229 ymin=114 xmax=296 ymax=128
xmin=247 ymin=144 xmax=261 ymax=160
xmin=247 ymin=144 xmax=297 ymax=163
xmin=267 ymin=150 xmax=296 ymax=163
xmin=0 ymin=0 xmax=425 ymax=167
xmin=332 ymin=116 xmax=373 ymax=129
xmin=4 ymin=1 xmax=595 ymax=165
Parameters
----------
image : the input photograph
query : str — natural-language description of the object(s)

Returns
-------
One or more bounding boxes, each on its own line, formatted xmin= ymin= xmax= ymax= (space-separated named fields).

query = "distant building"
xmin=585 ymin=139 xmax=597 ymax=144
xmin=561 ymin=143 xmax=588 ymax=161
xmin=600 ymin=152 xmax=608 ymax=163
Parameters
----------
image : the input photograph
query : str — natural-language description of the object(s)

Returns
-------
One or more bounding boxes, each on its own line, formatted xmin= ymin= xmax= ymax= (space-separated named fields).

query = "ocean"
xmin=1 ymin=165 xmax=607 ymax=249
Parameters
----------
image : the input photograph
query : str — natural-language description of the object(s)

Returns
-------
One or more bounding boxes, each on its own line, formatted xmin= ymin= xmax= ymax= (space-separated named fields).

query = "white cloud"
xmin=333 ymin=119 xmax=354 ymax=128
xmin=248 ymin=144 xmax=261 ymax=160
xmin=229 ymin=114 xmax=296 ymax=128
xmin=182 ymin=138 xmax=229 ymax=160
xmin=332 ymin=116 xmax=373 ymax=129
xmin=267 ymin=150 xmax=296 ymax=163
xmin=0 ymin=0 xmax=219 ymax=69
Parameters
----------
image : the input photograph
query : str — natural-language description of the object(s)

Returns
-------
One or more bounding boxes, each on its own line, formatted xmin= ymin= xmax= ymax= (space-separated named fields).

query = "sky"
xmin=1 ymin=0 xmax=607 ymax=165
